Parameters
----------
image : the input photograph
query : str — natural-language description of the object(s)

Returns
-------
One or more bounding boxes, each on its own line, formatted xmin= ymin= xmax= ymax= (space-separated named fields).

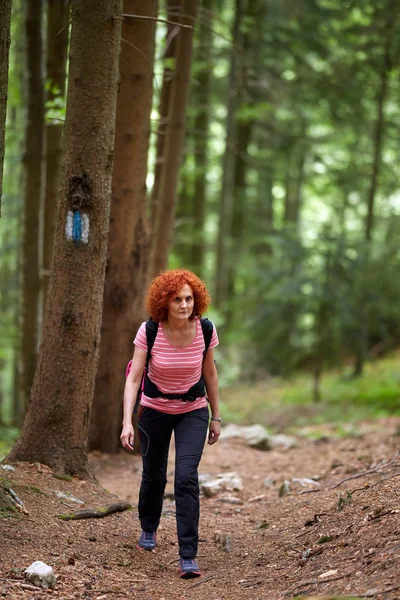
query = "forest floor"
xmin=1 ymin=417 xmax=400 ymax=600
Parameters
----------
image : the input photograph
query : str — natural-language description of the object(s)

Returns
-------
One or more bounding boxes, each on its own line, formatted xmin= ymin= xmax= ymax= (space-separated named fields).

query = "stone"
xmin=242 ymin=425 xmax=272 ymax=450
xmin=24 ymin=561 xmax=56 ymax=589
xmin=292 ymin=477 xmax=320 ymax=487
xmin=270 ymin=434 xmax=297 ymax=449
xmin=54 ymin=491 xmax=84 ymax=504
xmin=220 ymin=423 xmax=272 ymax=450
xmin=200 ymin=472 xmax=243 ymax=497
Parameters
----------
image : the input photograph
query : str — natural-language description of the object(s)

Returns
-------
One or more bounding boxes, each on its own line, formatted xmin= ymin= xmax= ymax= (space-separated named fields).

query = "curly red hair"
xmin=146 ymin=269 xmax=211 ymax=322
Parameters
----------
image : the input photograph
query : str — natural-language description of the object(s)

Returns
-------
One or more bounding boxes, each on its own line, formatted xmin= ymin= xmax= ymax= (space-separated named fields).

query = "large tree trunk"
xmin=214 ymin=0 xmax=243 ymax=308
xmin=89 ymin=0 xmax=157 ymax=453
xmin=190 ymin=0 xmax=213 ymax=277
xmin=0 ymin=0 xmax=12 ymax=215
xmin=151 ymin=0 xmax=178 ymax=229
xmin=8 ymin=0 xmax=123 ymax=477
xmin=42 ymin=0 xmax=71 ymax=313
xmin=148 ymin=0 xmax=198 ymax=278
xmin=20 ymin=0 xmax=45 ymax=415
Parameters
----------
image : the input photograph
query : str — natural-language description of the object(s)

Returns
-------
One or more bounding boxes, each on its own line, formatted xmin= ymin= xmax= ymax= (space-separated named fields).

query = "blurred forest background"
xmin=1 ymin=0 xmax=400 ymax=471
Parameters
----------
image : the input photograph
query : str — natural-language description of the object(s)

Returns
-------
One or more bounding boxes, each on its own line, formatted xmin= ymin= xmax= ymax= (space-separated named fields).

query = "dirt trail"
xmin=1 ymin=417 xmax=400 ymax=600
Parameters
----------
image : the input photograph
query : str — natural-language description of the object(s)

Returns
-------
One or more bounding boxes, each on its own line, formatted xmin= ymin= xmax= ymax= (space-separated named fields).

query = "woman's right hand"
xmin=120 ymin=423 xmax=135 ymax=451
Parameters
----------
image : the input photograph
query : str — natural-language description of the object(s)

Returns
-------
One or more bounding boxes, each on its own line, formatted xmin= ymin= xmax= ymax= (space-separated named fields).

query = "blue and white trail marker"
xmin=65 ymin=210 xmax=89 ymax=244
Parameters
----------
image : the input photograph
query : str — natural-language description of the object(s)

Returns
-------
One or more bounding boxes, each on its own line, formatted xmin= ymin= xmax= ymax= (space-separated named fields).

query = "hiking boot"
xmin=179 ymin=557 xmax=201 ymax=579
xmin=136 ymin=530 xmax=157 ymax=551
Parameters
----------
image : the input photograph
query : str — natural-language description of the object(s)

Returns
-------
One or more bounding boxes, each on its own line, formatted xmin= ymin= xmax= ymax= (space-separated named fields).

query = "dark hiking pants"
xmin=137 ymin=406 xmax=209 ymax=558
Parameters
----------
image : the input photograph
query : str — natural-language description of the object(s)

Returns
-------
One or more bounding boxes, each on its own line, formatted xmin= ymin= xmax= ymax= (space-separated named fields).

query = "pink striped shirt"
xmin=134 ymin=317 xmax=219 ymax=414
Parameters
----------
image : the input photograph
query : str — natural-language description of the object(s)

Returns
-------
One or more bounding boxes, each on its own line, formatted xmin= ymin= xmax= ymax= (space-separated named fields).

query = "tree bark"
xmin=151 ymin=0 xmax=178 ymax=230
xmin=355 ymin=1 xmax=394 ymax=375
xmin=283 ymin=136 xmax=306 ymax=229
xmin=312 ymin=362 xmax=322 ymax=404
xmin=20 ymin=0 xmax=45 ymax=413
xmin=365 ymin=3 xmax=393 ymax=242
xmin=173 ymin=164 xmax=193 ymax=266
xmin=214 ymin=0 xmax=243 ymax=308
xmin=42 ymin=0 xmax=71 ymax=313
xmin=148 ymin=0 xmax=198 ymax=279
xmin=89 ymin=0 xmax=157 ymax=453
xmin=8 ymin=0 xmax=123 ymax=477
xmin=0 ymin=0 xmax=12 ymax=215
xmin=191 ymin=0 xmax=213 ymax=277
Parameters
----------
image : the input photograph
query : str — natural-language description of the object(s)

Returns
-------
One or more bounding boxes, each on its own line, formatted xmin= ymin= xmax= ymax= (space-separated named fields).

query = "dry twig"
xmin=188 ymin=575 xmax=215 ymax=589
xmin=330 ymin=451 xmax=399 ymax=489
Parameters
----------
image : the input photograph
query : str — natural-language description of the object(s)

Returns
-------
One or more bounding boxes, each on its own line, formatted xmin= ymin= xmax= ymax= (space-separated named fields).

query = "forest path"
xmin=1 ymin=417 xmax=400 ymax=600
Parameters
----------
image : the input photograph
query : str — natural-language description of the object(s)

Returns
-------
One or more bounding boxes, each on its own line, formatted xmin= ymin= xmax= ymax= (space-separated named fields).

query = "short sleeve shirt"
xmin=134 ymin=317 xmax=218 ymax=414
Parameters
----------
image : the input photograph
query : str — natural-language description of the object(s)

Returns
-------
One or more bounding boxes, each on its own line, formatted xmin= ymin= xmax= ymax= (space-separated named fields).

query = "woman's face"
xmin=167 ymin=283 xmax=194 ymax=321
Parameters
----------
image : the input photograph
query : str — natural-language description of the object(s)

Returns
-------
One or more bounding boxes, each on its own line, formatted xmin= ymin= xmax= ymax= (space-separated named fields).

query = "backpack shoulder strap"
xmin=200 ymin=317 xmax=213 ymax=356
xmin=145 ymin=319 xmax=159 ymax=364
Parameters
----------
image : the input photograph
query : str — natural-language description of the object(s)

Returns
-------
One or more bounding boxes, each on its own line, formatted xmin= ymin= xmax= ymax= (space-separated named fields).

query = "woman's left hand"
xmin=208 ymin=420 xmax=221 ymax=445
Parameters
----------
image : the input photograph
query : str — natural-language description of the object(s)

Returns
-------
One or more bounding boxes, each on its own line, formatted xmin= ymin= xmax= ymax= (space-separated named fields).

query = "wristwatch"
xmin=211 ymin=417 xmax=221 ymax=422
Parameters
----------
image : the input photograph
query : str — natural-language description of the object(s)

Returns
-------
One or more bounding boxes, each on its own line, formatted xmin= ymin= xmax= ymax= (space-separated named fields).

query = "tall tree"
xmin=42 ymin=0 xmax=71 ymax=311
xmin=214 ymin=0 xmax=244 ymax=309
xmin=9 ymin=0 xmax=123 ymax=476
xmin=227 ymin=0 xmax=265 ymax=313
xmin=89 ymin=0 xmax=157 ymax=453
xmin=149 ymin=0 xmax=198 ymax=278
xmin=151 ymin=0 xmax=178 ymax=229
xmin=0 ymin=0 xmax=12 ymax=215
xmin=20 ymin=0 xmax=45 ymax=414
xmin=365 ymin=0 xmax=395 ymax=242
xmin=191 ymin=0 xmax=213 ymax=276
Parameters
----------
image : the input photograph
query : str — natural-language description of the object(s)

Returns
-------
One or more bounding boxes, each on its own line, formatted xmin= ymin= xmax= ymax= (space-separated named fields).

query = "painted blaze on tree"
xmin=8 ymin=0 xmax=123 ymax=477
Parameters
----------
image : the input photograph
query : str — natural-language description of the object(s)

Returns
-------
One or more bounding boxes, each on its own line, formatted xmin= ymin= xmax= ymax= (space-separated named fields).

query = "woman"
xmin=120 ymin=269 xmax=221 ymax=579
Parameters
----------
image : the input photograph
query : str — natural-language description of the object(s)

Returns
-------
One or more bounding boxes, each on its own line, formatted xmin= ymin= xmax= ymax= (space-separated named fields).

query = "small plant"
xmin=337 ymin=490 xmax=353 ymax=511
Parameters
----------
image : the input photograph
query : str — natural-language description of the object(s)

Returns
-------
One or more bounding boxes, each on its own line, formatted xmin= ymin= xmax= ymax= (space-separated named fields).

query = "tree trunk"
xmin=148 ymin=0 xmax=198 ymax=279
xmin=258 ymin=164 xmax=274 ymax=231
xmin=151 ymin=0 xmax=178 ymax=229
xmin=226 ymin=119 xmax=251 ymax=309
xmin=0 ymin=0 xmax=12 ymax=215
xmin=8 ymin=0 xmax=123 ymax=477
xmin=365 ymin=5 xmax=393 ymax=242
xmin=20 ymin=0 xmax=45 ymax=412
xmin=355 ymin=1 xmax=394 ymax=375
xmin=214 ymin=0 xmax=243 ymax=308
xmin=191 ymin=0 xmax=213 ymax=277
xmin=312 ymin=362 xmax=322 ymax=403
xmin=284 ymin=136 xmax=306 ymax=229
xmin=42 ymin=0 xmax=71 ymax=314
xmin=173 ymin=163 xmax=193 ymax=266
xmin=89 ymin=0 xmax=156 ymax=453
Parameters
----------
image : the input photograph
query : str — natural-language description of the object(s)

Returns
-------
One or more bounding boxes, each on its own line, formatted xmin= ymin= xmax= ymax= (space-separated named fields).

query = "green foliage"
xmin=338 ymin=490 xmax=353 ymax=511
xmin=3 ymin=0 xmax=400 ymax=426
xmin=0 ymin=426 xmax=19 ymax=461
xmin=220 ymin=351 xmax=400 ymax=430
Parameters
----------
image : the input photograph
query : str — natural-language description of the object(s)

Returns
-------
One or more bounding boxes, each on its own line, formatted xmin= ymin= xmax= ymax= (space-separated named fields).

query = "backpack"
xmin=126 ymin=318 xmax=214 ymax=414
